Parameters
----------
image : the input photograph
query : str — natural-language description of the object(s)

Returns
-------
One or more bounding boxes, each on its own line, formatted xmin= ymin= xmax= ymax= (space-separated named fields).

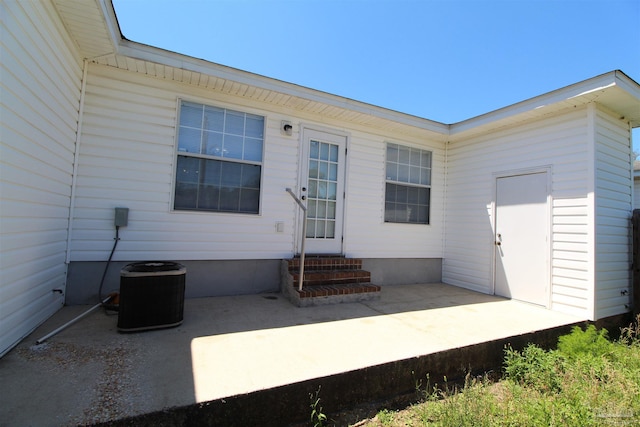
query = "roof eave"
xmin=96 ymin=0 xmax=122 ymax=56
xmin=115 ymin=40 xmax=450 ymax=136
xmin=79 ymin=2 xmax=640 ymax=142
xmin=450 ymin=71 xmax=640 ymax=139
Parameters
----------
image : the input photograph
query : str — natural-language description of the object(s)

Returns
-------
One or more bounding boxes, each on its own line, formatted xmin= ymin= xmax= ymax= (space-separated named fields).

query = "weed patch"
xmin=350 ymin=315 xmax=640 ymax=427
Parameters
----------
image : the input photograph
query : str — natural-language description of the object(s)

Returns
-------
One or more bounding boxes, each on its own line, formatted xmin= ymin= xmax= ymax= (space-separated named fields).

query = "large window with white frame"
xmin=174 ymin=100 xmax=264 ymax=214
xmin=385 ymin=142 xmax=431 ymax=224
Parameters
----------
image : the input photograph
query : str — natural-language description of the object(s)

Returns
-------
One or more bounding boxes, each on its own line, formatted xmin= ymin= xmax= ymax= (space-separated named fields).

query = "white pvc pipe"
xmin=35 ymin=295 xmax=112 ymax=345
xmin=65 ymin=59 xmax=89 ymax=265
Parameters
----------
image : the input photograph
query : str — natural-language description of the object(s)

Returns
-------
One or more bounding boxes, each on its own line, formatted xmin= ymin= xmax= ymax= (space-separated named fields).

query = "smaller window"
xmin=385 ymin=143 xmax=431 ymax=224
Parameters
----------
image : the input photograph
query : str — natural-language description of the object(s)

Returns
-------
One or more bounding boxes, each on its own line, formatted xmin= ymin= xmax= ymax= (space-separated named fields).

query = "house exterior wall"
xmin=593 ymin=106 xmax=633 ymax=319
xmin=444 ymin=107 xmax=596 ymax=319
xmin=3 ymin=2 xmax=637 ymax=357
xmin=0 ymin=1 xmax=83 ymax=356
xmin=343 ymin=130 xmax=445 ymax=258
xmin=72 ymin=64 xmax=295 ymax=262
xmin=67 ymin=64 xmax=444 ymax=301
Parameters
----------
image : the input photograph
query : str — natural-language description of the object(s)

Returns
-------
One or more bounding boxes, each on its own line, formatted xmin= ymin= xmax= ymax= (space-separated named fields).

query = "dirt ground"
xmin=288 ymin=392 xmax=420 ymax=427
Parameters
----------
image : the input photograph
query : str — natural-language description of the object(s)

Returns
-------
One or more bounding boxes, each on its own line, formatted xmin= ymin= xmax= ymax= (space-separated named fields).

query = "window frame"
xmin=384 ymin=142 xmax=432 ymax=225
xmin=172 ymin=99 xmax=265 ymax=215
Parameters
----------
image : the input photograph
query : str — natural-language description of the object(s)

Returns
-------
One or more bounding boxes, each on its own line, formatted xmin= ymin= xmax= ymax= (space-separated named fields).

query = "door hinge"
xmin=345 ymin=147 xmax=348 ymax=155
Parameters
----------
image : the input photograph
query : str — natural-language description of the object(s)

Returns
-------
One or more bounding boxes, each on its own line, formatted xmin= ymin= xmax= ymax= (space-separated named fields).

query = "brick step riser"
xmin=291 ymin=273 xmax=371 ymax=287
xmin=288 ymin=258 xmax=363 ymax=272
xmin=296 ymin=284 xmax=381 ymax=299
xmin=294 ymin=280 xmax=372 ymax=287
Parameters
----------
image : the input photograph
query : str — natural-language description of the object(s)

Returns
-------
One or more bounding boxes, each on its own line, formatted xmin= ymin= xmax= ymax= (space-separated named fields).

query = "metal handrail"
xmin=286 ymin=188 xmax=307 ymax=291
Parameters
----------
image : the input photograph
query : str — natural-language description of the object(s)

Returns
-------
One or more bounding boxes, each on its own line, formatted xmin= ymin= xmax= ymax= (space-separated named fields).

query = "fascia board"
xmin=449 ymin=71 xmax=624 ymax=136
xmin=116 ymin=40 xmax=450 ymax=136
xmin=97 ymin=0 xmax=124 ymax=56
xmin=613 ymin=71 xmax=640 ymax=127
xmin=614 ymin=70 xmax=640 ymax=103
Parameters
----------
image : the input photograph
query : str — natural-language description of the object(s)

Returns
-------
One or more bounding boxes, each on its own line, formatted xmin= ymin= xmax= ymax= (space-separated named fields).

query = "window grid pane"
xmin=307 ymin=140 xmax=340 ymax=239
xmin=175 ymin=100 xmax=264 ymax=214
xmin=384 ymin=142 xmax=431 ymax=225
xmin=175 ymin=156 xmax=261 ymax=214
xmin=384 ymin=183 xmax=430 ymax=224
xmin=178 ymin=100 xmax=264 ymax=163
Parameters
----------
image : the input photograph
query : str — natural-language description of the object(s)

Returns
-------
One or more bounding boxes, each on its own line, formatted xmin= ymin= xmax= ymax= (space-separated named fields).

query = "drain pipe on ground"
xmin=35 ymin=294 xmax=114 ymax=345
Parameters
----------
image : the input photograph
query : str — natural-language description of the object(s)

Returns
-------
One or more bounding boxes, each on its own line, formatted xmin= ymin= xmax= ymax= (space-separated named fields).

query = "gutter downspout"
xmin=586 ymin=103 xmax=597 ymax=320
xmin=65 ymin=59 xmax=89 ymax=266
xmin=441 ymin=139 xmax=449 ymax=277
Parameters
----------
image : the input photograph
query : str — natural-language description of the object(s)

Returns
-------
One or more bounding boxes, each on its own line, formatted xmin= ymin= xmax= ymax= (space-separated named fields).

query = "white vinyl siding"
xmin=593 ymin=108 xmax=632 ymax=319
xmin=444 ymin=108 xmax=594 ymax=317
xmin=343 ymin=131 xmax=444 ymax=258
xmin=72 ymin=65 xmax=295 ymax=261
xmin=71 ymin=64 xmax=446 ymax=264
xmin=0 ymin=1 xmax=82 ymax=356
xmin=550 ymin=198 xmax=591 ymax=316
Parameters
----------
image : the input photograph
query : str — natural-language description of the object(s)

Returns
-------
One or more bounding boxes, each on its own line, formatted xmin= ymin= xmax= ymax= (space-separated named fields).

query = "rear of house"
xmin=64 ymin=62 xmax=447 ymax=303
xmin=1 ymin=0 xmax=639 ymax=357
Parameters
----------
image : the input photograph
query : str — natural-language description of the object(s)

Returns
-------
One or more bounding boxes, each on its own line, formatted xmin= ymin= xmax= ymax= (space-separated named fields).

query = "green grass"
xmin=358 ymin=315 xmax=640 ymax=427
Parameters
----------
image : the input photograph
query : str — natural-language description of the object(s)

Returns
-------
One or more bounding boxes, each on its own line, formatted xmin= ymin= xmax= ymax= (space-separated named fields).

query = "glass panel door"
xmin=301 ymin=129 xmax=346 ymax=254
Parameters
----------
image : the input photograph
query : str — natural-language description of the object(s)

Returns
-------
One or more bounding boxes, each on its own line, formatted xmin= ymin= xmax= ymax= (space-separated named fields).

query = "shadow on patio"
xmin=0 ymin=283 xmax=584 ymax=426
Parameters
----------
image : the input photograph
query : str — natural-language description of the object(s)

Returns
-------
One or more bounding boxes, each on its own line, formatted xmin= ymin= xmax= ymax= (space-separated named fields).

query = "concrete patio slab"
xmin=0 ymin=283 xmax=585 ymax=426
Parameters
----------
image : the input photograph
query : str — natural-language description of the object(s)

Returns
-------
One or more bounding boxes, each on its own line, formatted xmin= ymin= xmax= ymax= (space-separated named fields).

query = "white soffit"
xmin=53 ymin=0 xmax=119 ymax=59
xmin=110 ymin=41 xmax=450 ymax=139
xmin=54 ymin=0 xmax=450 ymax=140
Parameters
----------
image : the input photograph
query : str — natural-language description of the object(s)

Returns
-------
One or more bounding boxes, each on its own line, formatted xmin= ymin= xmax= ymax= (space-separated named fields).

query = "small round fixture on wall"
xmin=281 ymin=120 xmax=293 ymax=136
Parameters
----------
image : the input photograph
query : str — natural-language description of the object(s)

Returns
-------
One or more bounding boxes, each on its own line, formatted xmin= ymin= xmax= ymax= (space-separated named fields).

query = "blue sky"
xmin=113 ymin=0 xmax=639 ymax=145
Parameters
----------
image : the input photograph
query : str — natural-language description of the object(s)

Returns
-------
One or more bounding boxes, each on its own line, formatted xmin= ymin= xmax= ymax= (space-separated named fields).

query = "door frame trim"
xmin=491 ymin=165 xmax=552 ymax=308
xmin=296 ymin=124 xmax=350 ymax=255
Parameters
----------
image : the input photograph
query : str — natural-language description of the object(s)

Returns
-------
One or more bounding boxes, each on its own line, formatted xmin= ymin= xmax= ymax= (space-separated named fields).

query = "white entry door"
xmin=300 ymin=129 xmax=346 ymax=254
xmin=494 ymin=172 xmax=549 ymax=306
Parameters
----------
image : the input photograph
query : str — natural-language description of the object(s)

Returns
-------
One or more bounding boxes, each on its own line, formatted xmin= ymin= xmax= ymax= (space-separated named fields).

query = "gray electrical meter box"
xmin=114 ymin=207 xmax=129 ymax=227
